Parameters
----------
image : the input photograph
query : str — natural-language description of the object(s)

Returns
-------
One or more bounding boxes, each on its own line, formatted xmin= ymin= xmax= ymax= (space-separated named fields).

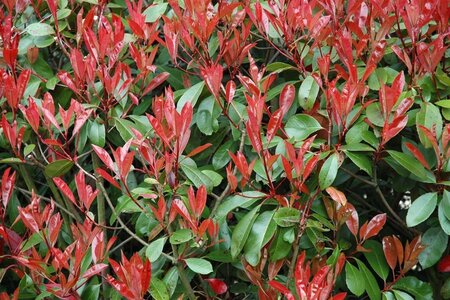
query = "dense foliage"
xmin=0 ymin=0 xmax=449 ymax=298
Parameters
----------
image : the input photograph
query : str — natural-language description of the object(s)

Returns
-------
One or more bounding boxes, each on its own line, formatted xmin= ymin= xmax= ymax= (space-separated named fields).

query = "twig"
xmin=373 ymin=166 xmax=419 ymax=236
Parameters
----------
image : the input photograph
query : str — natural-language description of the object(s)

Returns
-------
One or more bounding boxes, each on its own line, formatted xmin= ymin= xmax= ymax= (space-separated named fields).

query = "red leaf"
xmin=345 ymin=203 xmax=359 ymax=238
xmin=96 ymin=168 xmax=121 ymax=190
xmin=92 ymin=145 xmax=115 ymax=171
xmin=186 ymin=143 xmax=212 ymax=157
xmin=82 ymin=263 xmax=108 ymax=279
xmin=52 ymin=177 xmax=77 ymax=206
xmin=201 ymin=64 xmax=223 ymax=99
xmin=1 ymin=168 xmax=16 ymax=209
xmin=268 ymin=280 xmax=294 ymax=300
xmin=266 ymin=109 xmax=283 ymax=143
xmin=225 ymin=80 xmax=236 ymax=103
xmin=405 ymin=142 xmax=430 ymax=169
xmin=279 ymin=84 xmax=295 ymax=116
xmin=331 ymin=292 xmax=348 ymax=300
xmin=382 ymin=236 xmax=398 ymax=271
xmin=143 ymin=72 xmax=169 ymax=96
xmin=438 ymin=255 xmax=450 ymax=272
xmin=205 ymin=278 xmax=228 ymax=295
xmin=325 ymin=187 xmax=347 ymax=206
xmin=361 ymin=213 xmax=386 ymax=241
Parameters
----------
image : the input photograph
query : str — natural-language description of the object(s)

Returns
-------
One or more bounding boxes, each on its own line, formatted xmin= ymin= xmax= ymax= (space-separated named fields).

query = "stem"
xmin=372 ymin=166 xmax=419 ymax=237
xmin=167 ymin=225 xmax=197 ymax=300
xmin=287 ymin=189 xmax=320 ymax=282
xmin=92 ymin=153 xmax=107 ymax=294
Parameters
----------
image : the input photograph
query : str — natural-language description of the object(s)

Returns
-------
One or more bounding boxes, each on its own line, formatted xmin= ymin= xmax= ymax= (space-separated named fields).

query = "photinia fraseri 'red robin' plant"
xmin=0 ymin=0 xmax=448 ymax=298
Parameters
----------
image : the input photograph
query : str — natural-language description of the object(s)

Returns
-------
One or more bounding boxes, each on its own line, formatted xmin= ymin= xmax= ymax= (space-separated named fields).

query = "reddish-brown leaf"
xmin=325 ymin=187 xmax=347 ymax=206
xmin=205 ymin=278 xmax=228 ymax=295
xmin=382 ymin=236 xmax=397 ymax=271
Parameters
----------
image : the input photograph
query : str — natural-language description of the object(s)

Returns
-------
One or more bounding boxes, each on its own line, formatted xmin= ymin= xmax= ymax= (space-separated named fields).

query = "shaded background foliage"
xmin=0 ymin=0 xmax=449 ymax=299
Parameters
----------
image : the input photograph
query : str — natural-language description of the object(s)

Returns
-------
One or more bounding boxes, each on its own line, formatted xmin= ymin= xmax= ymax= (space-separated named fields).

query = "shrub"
xmin=0 ymin=0 xmax=449 ymax=299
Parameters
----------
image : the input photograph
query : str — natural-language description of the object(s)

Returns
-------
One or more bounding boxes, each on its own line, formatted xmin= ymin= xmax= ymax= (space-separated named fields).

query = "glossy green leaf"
xmin=298 ymin=75 xmax=319 ymax=110
xmin=273 ymin=207 xmax=300 ymax=227
xmin=356 ymin=259 xmax=381 ymax=300
xmin=416 ymin=102 xmax=442 ymax=148
xmin=177 ymin=81 xmax=204 ymax=111
xmin=44 ymin=159 xmax=74 ymax=178
xmin=345 ymin=262 xmax=365 ymax=296
xmin=26 ymin=23 xmax=55 ymax=36
xmin=363 ymin=240 xmax=389 ymax=281
xmin=88 ymin=120 xmax=105 ymax=147
xmin=169 ymin=229 xmax=193 ymax=245
xmin=387 ymin=151 xmax=436 ymax=183
xmin=150 ymin=278 xmax=169 ymax=300
xmin=244 ymin=211 xmax=275 ymax=266
xmin=319 ymin=153 xmax=339 ymax=189
xmin=146 ymin=237 xmax=167 ymax=262
xmin=143 ymin=3 xmax=168 ymax=22
xmin=406 ymin=192 xmax=437 ymax=227
xmin=418 ymin=227 xmax=448 ymax=269
xmin=231 ymin=205 xmax=260 ymax=259
xmin=185 ymin=258 xmax=213 ymax=275
xmin=442 ymin=190 xmax=450 ymax=220
xmin=214 ymin=191 xmax=265 ymax=221
xmin=80 ymin=283 xmax=100 ymax=300
xmin=438 ymin=201 xmax=450 ymax=235
xmin=345 ymin=151 xmax=373 ymax=176
xmin=393 ymin=276 xmax=433 ymax=300
xmin=285 ymin=114 xmax=322 ymax=141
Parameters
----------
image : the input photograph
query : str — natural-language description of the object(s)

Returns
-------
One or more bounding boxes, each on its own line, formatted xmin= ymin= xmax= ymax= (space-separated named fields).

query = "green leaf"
xmin=44 ymin=159 xmax=74 ymax=178
xmin=185 ymin=258 xmax=213 ymax=275
xmin=383 ymin=292 xmax=396 ymax=300
xmin=231 ymin=205 xmax=260 ymax=259
xmin=214 ymin=191 xmax=265 ymax=221
xmin=438 ymin=201 xmax=450 ymax=235
xmin=80 ymin=284 xmax=101 ymax=300
xmin=406 ymin=192 xmax=437 ymax=227
xmin=319 ymin=153 xmax=339 ymax=189
xmin=146 ymin=237 xmax=167 ymax=262
xmin=169 ymin=229 xmax=193 ymax=245
xmin=0 ymin=158 xmax=24 ymax=164
xmin=356 ymin=259 xmax=381 ymax=300
xmin=244 ymin=211 xmax=275 ymax=266
xmin=298 ymin=75 xmax=319 ymax=110
xmin=393 ymin=276 xmax=433 ymax=300
xmin=150 ymin=278 xmax=169 ymax=300
xmin=273 ymin=207 xmax=300 ymax=227
xmin=442 ymin=190 xmax=450 ymax=220
xmin=418 ymin=227 xmax=448 ymax=269
xmin=345 ymin=151 xmax=373 ymax=176
xmin=387 ymin=151 xmax=436 ymax=183
xmin=162 ymin=267 xmax=178 ymax=297
xmin=285 ymin=114 xmax=322 ymax=141
xmin=180 ymin=160 xmax=214 ymax=192
xmin=213 ymin=140 xmax=237 ymax=170
xmin=363 ymin=240 xmax=389 ymax=281
xmin=201 ymin=170 xmax=222 ymax=187
xmin=345 ymin=263 xmax=365 ymax=296
xmin=114 ymin=118 xmax=135 ymax=141
xmin=393 ymin=290 xmax=414 ymax=300
xmin=143 ymin=3 xmax=168 ymax=22
xmin=196 ymin=96 xmax=219 ymax=135
xmin=441 ymin=277 xmax=450 ymax=299
xmin=88 ymin=120 xmax=105 ymax=147
xmin=269 ymin=228 xmax=292 ymax=261
xmin=266 ymin=62 xmax=294 ymax=73
xmin=416 ymin=102 xmax=442 ymax=148
xmin=21 ymin=233 xmax=43 ymax=252
xmin=26 ymin=23 xmax=55 ymax=36
xmin=177 ymin=81 xmax=204 ymax=111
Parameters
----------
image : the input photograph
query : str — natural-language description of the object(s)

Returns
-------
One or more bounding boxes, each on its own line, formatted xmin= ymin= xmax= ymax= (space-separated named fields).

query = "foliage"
xmin=0 ymin=0 xmax=448 ymax=299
